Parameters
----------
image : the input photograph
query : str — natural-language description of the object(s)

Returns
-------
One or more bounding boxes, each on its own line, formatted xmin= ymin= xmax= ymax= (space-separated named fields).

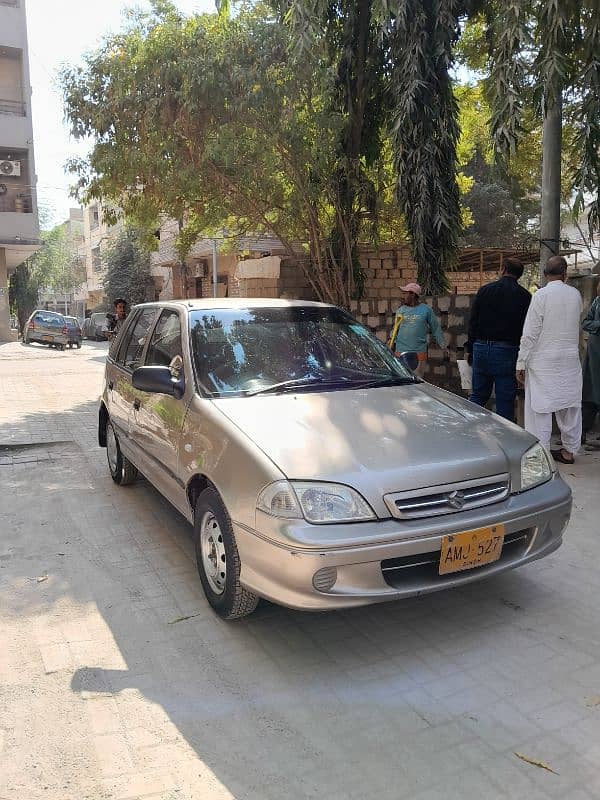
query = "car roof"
xmin=131 ymin=298 xmax=336 ymax=312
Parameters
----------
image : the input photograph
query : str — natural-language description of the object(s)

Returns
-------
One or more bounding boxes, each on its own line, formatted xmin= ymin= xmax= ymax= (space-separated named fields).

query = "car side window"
xmin=145 ymin=310 xmax=183 ymax=370
xmin=120 ymin=309 xmax=157 ymax=371
xmin=108 ymin=313 xmax=133 ymax=361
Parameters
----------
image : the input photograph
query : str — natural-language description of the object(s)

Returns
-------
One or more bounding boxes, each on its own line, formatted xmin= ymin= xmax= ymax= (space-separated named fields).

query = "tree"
xmin=283 ymin=0 xmax=476 ymax=294
xmin=286 ymin=0 xmax=600 ymax=289
xmin=62 ymin=3 xmax=407 ymax=306
xmin=9 ymin=222 xmax=85 ymax=331
xmin=460 ymin=2 xmax=600 ymax=244
xmin=102 ymin=229 xmax=154 ymax=307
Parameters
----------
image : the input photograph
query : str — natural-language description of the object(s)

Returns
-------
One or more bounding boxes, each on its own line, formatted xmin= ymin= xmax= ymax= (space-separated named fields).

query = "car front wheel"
xmin=106 ymin=419 xmax=138 ymax=485
xmin=194 ymin=487 xmax=259 ymax=619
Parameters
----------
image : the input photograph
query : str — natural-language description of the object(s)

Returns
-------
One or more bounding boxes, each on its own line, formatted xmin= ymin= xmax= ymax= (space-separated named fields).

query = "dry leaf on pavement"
xmin=585 ymin=696 xmax=600 ymax=707
xmin=514 ymin=752 xmax=559 ymax=775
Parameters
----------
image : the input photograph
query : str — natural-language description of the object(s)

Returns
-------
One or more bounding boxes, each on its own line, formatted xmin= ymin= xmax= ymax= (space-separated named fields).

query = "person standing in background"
xmin=466 ymin=257 xmax=531 ymax=421
xmin=106 ymin=298 xmax=129 ymax=338
xmin=389 ymin=283 xmax=445 ymax=378
xmin=516 ymin=256 xmax=583 ymax=464
xmin=581 ymin=280 xmax=600 ymax=446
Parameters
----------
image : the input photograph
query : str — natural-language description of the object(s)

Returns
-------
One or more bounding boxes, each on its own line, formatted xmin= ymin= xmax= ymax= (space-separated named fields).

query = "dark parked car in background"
xmin=82 ymin=312 xmax=108 ymax=341
xmin=23 ymin=310 xmax=68 ymax=350
xmin=65 ymin=316 xmax=82 ymax=348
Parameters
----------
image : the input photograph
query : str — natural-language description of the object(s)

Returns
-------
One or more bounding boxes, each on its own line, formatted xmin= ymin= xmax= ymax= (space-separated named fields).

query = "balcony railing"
xmin=0 ymin=98 xmax=26 ymax=116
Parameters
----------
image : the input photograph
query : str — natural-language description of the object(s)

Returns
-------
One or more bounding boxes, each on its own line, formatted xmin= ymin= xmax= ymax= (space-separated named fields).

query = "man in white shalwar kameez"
xmin=516 ymin=256 xmax=583 ymax=464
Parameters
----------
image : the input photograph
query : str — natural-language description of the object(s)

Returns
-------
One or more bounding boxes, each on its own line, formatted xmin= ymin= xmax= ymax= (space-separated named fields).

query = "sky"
xmin=25 ymin=0 xmax=214 ymax=228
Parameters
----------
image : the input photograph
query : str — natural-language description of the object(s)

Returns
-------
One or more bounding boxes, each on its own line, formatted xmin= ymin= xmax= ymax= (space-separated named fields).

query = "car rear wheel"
xmin=194 ymin=487 xmax=259 ymax=619
xmin=106 ymin=419 xmax=138 ymax=486
xmin=76 ymin=342 xmax=82 ymax=349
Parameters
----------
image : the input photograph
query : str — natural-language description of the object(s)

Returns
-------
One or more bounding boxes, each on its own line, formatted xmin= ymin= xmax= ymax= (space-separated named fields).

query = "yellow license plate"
xmin=42 ymin=335 xmax=53 ymax=341
xmin=439 ymin=524 xmax=504 ymax=575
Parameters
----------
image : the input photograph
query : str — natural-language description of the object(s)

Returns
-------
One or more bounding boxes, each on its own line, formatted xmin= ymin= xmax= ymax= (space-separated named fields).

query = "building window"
xmin=92 ymin=247 xmax=102 ymax=273
xmin=89 ymin=205 xmax=100 ymax=230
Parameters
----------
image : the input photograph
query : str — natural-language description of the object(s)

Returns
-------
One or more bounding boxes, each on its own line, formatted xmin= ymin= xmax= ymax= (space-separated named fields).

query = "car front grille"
xmin=384 ymin=475 xmax=510 ymax=520
xmin=381 ymin=528 xmax=535 ymax=589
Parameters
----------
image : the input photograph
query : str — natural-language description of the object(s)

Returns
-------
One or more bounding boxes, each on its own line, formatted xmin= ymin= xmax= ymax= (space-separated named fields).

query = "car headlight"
xmin=520 ymin=443 xmax=553 ymax=491
xmin=257 ymin=480 xmax=376 ymax=523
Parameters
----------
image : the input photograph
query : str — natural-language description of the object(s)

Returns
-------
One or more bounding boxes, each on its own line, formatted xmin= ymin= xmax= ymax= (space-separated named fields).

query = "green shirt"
xmin=393 ymin=303 xmax=445 ymax=353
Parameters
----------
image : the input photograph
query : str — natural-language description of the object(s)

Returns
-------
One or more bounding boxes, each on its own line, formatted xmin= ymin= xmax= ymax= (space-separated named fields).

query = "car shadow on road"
xmin=0 ymin=398 xmax=592 ymax=800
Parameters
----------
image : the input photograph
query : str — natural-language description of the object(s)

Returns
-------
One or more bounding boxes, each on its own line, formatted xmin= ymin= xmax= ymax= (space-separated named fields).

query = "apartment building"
xmin=73 ymin=201 xmax=121 ymax=312
xmin=0 ymin=0 xmax=40 ymax=339
xmin=150 ymin=216 xmax=290 ymax=300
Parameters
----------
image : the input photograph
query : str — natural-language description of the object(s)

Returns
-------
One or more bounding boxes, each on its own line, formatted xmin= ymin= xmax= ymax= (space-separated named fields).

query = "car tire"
xmin=76 ymin=342 xmax=82 ymax=349
xmin=58 ymin=343 xmax=66 ymax=351
xmin=105 ymin=419 xmax=138 ymax=486
xmin=194 ymin=487 xmax=259 ymax=620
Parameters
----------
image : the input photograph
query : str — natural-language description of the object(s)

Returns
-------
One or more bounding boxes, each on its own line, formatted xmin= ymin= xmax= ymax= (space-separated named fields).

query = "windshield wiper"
xmin=342 ymin=375 xmax=417 ymax=388
xmin=244 ymin=376 xmax=341 ymax=396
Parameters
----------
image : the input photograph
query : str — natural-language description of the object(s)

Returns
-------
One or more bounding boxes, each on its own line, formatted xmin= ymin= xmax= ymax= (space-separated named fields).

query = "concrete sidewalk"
xmin=1 ymin=340 xmax=600 ymax=800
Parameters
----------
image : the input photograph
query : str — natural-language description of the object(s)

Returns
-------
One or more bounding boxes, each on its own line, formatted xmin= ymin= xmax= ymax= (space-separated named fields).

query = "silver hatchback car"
xmin=99 ymin=300 xmax=572 ymax=619
xmin=24 ymin=309 xmax=68 ymax=350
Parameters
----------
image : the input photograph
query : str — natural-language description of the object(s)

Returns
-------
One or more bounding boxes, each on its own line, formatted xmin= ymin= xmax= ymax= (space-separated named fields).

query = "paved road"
xmin=1 ymin=338 xmax=600 ymax=800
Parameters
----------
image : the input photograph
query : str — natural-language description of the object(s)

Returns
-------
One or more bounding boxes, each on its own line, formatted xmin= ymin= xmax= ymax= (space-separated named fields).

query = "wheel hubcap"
xmin=106 ymin=424 xmax=118 ymax=474
xmin=200 ymin=512 xmax=227 ymax=595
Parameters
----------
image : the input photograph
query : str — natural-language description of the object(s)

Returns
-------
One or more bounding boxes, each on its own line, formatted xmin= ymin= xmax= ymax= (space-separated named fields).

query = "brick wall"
xmin=349 ymin=293 xmax=474 ymax=394
xmin=359 ymin=244 xmax=492 ymax=298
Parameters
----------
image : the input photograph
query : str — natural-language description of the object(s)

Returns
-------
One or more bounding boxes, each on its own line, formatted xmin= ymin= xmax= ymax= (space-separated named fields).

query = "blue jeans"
xmin=469 ymin=341 xmax=519 ymax=421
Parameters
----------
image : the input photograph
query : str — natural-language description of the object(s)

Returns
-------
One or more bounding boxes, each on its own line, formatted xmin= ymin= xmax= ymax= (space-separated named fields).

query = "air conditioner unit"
xmin=0 ymin=160 xmax=21 ymax=177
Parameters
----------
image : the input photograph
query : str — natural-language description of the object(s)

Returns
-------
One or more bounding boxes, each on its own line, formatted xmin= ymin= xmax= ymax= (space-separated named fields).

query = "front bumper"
xmin=235 ymin=475 xmax=572 ymax=610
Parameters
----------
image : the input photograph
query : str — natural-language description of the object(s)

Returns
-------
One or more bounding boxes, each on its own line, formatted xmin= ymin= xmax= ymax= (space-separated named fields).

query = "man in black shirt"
xmin=466 ymin=258 xmax=531 ymax=421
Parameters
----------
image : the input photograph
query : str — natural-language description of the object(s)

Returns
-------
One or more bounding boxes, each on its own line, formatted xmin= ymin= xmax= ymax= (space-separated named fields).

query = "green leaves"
xmin=102 ymin=229 xmax=154 ymax=307
xmin=390 ymin=0 xmax=461 ymax=294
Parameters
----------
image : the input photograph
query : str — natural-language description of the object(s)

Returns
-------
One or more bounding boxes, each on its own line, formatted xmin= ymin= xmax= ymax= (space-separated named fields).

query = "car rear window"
xmin=35 ymin=312 xmax=64 ymax=326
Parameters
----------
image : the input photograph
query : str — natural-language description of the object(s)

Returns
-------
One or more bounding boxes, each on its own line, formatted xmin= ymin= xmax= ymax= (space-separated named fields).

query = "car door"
xmin=129 ymin=308 xmax=189 ymax=514
xmin=106 ymin=307 xmax=158 ymax=461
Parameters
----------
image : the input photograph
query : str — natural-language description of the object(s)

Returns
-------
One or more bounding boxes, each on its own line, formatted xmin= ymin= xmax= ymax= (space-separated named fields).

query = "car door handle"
xmin=133 ymin=399 xmax=141 ymax=411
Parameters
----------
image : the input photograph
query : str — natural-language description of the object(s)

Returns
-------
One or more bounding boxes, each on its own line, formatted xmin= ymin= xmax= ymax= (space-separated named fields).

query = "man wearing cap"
xmin=389 ymin=283 xmax=445 ymax=378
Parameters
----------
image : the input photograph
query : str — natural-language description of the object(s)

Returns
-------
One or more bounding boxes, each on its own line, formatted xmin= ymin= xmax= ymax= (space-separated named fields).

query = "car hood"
xmin=214 ymin=383 xmax=536 ymax=511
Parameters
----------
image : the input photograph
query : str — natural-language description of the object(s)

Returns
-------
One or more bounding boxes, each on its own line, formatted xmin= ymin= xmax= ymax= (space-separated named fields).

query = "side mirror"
xmin=132 ymin=365 xmax=185 ymax=399
xmin=398 ymin=351 xmax=419 ymax=372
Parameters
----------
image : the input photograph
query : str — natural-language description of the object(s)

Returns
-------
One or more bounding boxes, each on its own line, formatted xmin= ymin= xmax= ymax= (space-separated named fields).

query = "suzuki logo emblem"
xmin=447 ymin=490 xmax=466 ymax=509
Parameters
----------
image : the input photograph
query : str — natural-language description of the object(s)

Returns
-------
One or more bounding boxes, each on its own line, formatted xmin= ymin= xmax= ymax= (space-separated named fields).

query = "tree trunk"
xmin=539 ymin=93 xmax=563 ymax=285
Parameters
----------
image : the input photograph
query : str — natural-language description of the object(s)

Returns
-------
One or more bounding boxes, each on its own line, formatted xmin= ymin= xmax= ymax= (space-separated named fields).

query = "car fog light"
xmin=312 ymin=566 xmax=337 ymax=593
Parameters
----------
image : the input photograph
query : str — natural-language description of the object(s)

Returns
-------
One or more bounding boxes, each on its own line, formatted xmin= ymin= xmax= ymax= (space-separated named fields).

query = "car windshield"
xmin=91 ymin=314 xmax=106 ymax=324
xmin=189 ymin=306 xmax=415 ymax=398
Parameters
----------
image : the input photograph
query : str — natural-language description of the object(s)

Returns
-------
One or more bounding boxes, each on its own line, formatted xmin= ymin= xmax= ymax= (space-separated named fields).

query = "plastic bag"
xmin=457 ymin=359 xmax=473 ymax=394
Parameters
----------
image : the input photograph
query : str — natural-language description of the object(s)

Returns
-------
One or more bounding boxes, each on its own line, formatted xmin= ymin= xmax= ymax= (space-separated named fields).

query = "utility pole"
xmin=211 ymin=239 xmax=218 ymax=298
xmin=539 ymin=93 xmax=562 ymax=285
xmin=177 ymin=218 xmax=188 ymax=299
